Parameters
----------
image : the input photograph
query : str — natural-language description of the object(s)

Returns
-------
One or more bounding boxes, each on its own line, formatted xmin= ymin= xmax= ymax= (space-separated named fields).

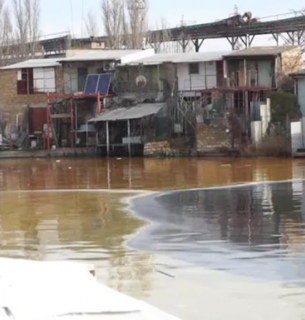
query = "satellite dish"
xmin=136 ymin=75 xmax=147 ymax=88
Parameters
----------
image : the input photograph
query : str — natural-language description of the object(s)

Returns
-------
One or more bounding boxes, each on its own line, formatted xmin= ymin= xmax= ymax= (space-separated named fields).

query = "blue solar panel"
xmin=97 ymin=74 xmax=111 ymax=95
xmin=84 ymin=74 xmax=111 ymax=95
xmin=84 ymin=75 xmax=99 ymax=94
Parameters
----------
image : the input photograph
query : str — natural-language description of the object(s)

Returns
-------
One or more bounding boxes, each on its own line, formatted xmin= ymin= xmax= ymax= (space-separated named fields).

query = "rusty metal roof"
xmin=1 ymin=59 xmax=61 ymax=70
xmin=224 ymin=46 xmax=299 ymax=57
xmin=89 ymin=103 xmax=166 ymax=122
xmin=122 ymin=51 xmax=229 ymax=66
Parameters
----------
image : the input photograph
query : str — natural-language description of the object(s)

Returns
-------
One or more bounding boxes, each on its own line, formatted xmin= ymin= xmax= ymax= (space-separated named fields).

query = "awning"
xmin=89 ymin=103 xmax=166 ymax=122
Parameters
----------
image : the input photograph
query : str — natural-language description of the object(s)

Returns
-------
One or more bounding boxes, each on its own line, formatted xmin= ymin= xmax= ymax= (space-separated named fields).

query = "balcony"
xmin=181 ymin=74 xmax=218 ymax=91
xmin=228 ymin=70 xmax=274 ymax=89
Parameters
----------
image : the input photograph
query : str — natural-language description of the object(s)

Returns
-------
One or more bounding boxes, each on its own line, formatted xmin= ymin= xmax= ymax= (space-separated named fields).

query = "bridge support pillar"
xmin=227 ymin=37 xmax=239 ymax=50
xmin=272 ymin=33 xmax=280 ymax=46
xmin=192 ymin=39 xmax=205 ymax=52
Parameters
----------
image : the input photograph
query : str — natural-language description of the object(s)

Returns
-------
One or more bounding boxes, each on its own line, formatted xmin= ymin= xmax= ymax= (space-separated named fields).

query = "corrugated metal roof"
xmin=290 ymin=69 xmax=305 ymax=77
xmin=224 ymin=46 xmax=299 ymax=57
xmin=89 ymin=103 xmax=166 ymax=122
xmin=123 ymin=51 xmax=229 ymax=66
xmin=60 ymin=50 xmax=144 ymax=62
xmin=1 ymin=59 xmax=61 ymax=70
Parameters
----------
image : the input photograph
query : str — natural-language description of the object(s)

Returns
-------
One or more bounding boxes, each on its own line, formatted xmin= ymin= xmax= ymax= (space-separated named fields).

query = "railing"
xmin=113 ymin=80 xmax=160 ymax=96
xmin=182 ymin=75 xmax=218 ymax=91
xmin=228 ymin=71 xmax=275 ymax=88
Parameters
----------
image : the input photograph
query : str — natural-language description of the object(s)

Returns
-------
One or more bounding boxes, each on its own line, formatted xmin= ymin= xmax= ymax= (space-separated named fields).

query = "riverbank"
xmin=0 ymin=148 xmax=97 ymax=159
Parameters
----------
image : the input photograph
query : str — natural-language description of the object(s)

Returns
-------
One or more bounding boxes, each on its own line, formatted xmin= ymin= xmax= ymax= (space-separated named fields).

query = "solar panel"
xmin=84 ymin=74 xmax=99 ymax=94
xmin=97 ymin=74 xmax=111 ymax=95
xmin=84 ymin=74 xmax=111 ymax=95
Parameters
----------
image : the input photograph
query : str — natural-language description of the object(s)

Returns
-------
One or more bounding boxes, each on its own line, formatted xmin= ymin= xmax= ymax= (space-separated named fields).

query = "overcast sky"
xmin=40 ymin=0 xmax=305 ymax=51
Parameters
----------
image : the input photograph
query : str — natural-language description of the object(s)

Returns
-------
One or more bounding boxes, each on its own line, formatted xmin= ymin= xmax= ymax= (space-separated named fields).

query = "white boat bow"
xmin=0 ymin=259 xmax=180 ymax=320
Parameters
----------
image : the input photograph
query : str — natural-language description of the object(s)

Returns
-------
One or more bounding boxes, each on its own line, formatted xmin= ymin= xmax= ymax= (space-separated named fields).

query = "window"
xmin=33 ymin=68 xmax=56 ymax=93
xmin=78 ymin=68 xmax=88 ymax=91
xmin=189 ymin=63 xmax=199 ymax=75
xmin=17 ymin=68 xmax=56 ymax=95
xmin=17 ymin=69 xmax=33 ymax=95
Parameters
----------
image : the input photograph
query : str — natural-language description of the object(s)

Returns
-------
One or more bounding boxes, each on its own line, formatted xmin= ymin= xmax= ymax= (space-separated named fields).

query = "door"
xmin=298 ymin=78 xmax=305 ymax=116
xmin=78 ymin=68 xmax=88 ymax=92
xmin=258 ymin=61 xmax=272 ymax=87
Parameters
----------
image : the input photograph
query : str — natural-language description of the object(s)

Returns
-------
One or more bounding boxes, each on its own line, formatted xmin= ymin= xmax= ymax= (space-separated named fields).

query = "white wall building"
xmin=124 ymin=51 xmax=228 ymax=96
xmin=59 ymin=49 xmax=155 ymax=94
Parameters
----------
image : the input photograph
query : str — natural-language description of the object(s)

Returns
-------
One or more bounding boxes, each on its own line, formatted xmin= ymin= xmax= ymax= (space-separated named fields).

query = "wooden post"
xmin=106 ymin=121 xmax=110 ymax=157
xmin=244 ymin=59 xmax=247 ymax=86
xmin=97 ymin=92 xmax=101 ymax=114
xmin=70 ymin=97 xmax=74 ymax=147
xmin=86 ymin=121 xmax=89 ymax=148
xmin=127 ymin=119 xmax=131 ymax=157
xmin=75 ymin=102 xmax=78 ymax=146
xmin=46 ymin=92 xmax=50 ymax=151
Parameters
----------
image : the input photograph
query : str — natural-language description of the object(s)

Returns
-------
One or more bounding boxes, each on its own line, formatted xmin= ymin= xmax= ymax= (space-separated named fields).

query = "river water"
xmin=1 ymin=158 xmax=305 ymax=319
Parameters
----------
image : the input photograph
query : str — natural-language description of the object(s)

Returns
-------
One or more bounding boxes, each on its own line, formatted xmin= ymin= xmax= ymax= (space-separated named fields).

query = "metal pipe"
xmin=70 ymin=97 xmax=74 ymax=147
xmin=46 ymin=92 xmax=50 ymax=151
xmin=127 ymin=119 xmax=131 ymax=157
xmin=75 ymin=102 xmax=78 ymax=145
xmin=106 ymin=121 xmax=110 ymax=157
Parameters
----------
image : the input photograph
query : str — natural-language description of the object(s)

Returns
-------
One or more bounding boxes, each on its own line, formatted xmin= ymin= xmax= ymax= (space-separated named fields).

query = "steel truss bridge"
xmin=147 ymin=14 xmax=305 ymax=51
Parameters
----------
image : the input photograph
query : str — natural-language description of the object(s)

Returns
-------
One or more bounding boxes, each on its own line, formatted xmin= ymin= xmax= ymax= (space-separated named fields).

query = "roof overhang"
xmin=89 ymin=103 xmax=166 ymax=122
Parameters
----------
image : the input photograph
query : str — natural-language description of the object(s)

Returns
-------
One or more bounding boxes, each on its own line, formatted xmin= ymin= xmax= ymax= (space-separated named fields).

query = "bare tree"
xmin=124 ymin=0 xmax=148 ymax=49
xmin=26 ymin=0 xmax=41 ymax=54
xmin=0 ymin=1 xmax=13 ymax=65
xmin=148 ymin=17 xmax=194 ymax=53
xmin=84 ymin=10 xmax=99 ymax=38
xmin=12 ymin=0 xmax=41 ymax=59
xmin=101 ymin=0 xmax=124 ymax=48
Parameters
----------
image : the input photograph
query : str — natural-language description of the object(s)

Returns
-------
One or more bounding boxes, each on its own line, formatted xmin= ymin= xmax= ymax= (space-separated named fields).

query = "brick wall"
xmin=197 ymin=123 xmax=232 ymax=154
xmin=0 ymin=67 xmax=63 ymax=131
xmin=144 ymin=141 xmax=180 ymax=157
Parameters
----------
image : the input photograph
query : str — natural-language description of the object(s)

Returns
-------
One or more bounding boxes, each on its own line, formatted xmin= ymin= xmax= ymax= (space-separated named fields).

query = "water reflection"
xmin=1 ymin=158 xmax=305 ymax=191
xmin=130 ymin=181 xmax=305 ymax=283
xmin=2 ymin=158 xmax=305 ymax=319
xmin=0 ymin=191 xmax=154 ymax=297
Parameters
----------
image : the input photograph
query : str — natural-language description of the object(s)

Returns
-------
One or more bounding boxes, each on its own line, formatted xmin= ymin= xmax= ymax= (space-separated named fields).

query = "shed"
xmin=89 ymin=103 xmax=165 ymax=122
xmin=90 ymin=103 xmax=166 ymax=157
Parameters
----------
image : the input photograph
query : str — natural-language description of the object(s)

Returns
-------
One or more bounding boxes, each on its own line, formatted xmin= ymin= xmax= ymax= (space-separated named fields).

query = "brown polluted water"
xmin=1 ymin=157 xmax=305 ymax=319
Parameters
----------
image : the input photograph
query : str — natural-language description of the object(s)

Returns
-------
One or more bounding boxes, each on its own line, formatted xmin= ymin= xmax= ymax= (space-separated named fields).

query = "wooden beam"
xmin=127 ymin=120 xmax=131 ymax=157
xmin=51 ymin=114 xmax=71 ymax=119
xmin=106 ymin=121 xmax=110 ymax=157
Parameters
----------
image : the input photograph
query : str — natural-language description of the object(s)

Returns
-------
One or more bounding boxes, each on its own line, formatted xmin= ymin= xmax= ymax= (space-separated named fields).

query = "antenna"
xmin=70 ymin=0 xmax=74 ymax=37
xmin=234 ymin=5 xmax=239 ymax=15
xmin=81 ymin=0 xmax=84 ymax=37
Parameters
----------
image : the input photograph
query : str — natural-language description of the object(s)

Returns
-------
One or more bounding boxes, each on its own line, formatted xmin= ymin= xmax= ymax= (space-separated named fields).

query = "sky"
xmin=40 ymin=0 xmax=305 ymax=51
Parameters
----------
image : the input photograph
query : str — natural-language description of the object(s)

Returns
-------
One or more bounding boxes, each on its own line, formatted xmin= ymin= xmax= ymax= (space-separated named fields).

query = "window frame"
xmin=189 ymin=63 xmax=200 ymax=75
xmin=17 ymin=67 xmax=56 ymax=95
